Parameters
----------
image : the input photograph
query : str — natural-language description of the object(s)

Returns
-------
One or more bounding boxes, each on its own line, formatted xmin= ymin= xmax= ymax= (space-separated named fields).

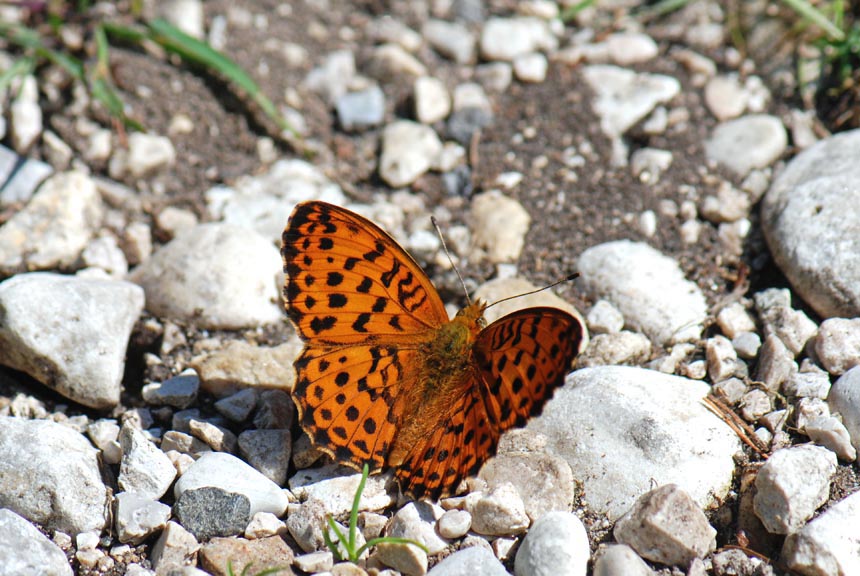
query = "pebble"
xmin=375 ymin=541 xmax=428 ymax=576
xmin=142 ymin=373 xmax=200 ymax=409
xmin=426 ymin=545 xmax=509 ymax=576
xmin=422 ymin=19 xmax=475 ymax=64
xmin=0 ymin=171 xmax=104 ymax=275
xmin=87 ymin=419 xmax=123 ymax=465
xmin=294 ymin=550 xmax=334 ymax=573
xmin=0 ymin=272 xmax=144 ymax=408
xmin=379 ymin=120 xmax=443 ymax=188
xmin=214 ymin=388 xmax=258 ymax=422
xmin=126 ymin=132 xmax=176 ymax=178
xmin=470 ymin=190 xmax=531 ymax=263
xmin=158 ymin=0 xmax=204 ymax=39
xmin=784 ymin=369 xmax=830 ymax=400
xmin=475 ymin=62 xmax=513 ymax=93
xmin=191 ymin=339 xmax=301 ymax=398
xmin=114 ymin=492 xmax=172 ymax=545
xmin=118 ymin=423 xmax=178 ymax=500
xmin=446 ymin=107 xmax=494 ymax=146
xmin=81 ymin=235 xmax=129 ymax=277
xmin=368 ymin=43 xmax=428 ymax=80
xmin=513 ymin=52 xmax=548 ymax=83
xmin=162 ymin=430 xmax=211 ymax=456
xmin=174 ymin=486 xmax=251 ymax=540
xmin=336 ymin=85 xmax=386 ymax=131
xmin=149 ymin=521 xmax=201 ymax=576
xmin=154 ymin=206 xmax=198 ymax=239
xmin=586 ymin=299 xmax=625 ymax=334
xmin=805 ymin=416 xmax=856 ymax=461
xmin=582 ymin=65 xmax=681 ymax=137
xmin=480 ymin=17 xmax=557 ymax=62
xmin=288 ymin=463 xmax=393 ymax=516
xmin=244 ymin=511 xmax=286 ymax=539
xmin=739 ymin=389 xmax=771 ymax=422
xmin=606 ymin=32 xmax=659 ymax=65
xmin=704 ymin=74 xmax=748 ymax=120
xmin=0 ymin=508 xmax=73 ymax=576
xmin=437 ymin=509 xmax=472 ymax=539
xmin=796 ymin=398 xmax=831 ymax=432
xmin=129 ymin=223 xmax=283 ymax=329
xmin=198 ymin=536 xmax=294 ymax=576
xmin=815 ymin=318 xmax=860 ymax=375
xmin=716 ymin=302 xmax=757 ymax=338
xmin=174 ymin=452 xmax=289 ymax=516
xmin=253 ymin=389 xmax=296 ymax=430
xmin=614 ymin=484 xmax=716 ymax=567
xmin=385 ymin=501 xmax=448 ymax=554
xmin=10 ymin=75 xmax=42 ymax=153
xmin=285 ymin=499 xmax=329 ymax=553
xmin=782 ymin=490 xmax=860 ymax=575
xmin=414 ymin=76 xmax=451 ymax=124
xmin=479 ymin=449 xmax=574 ymax=522
xmin=304 ymin=49 xmax=355 ymax=105
xmin=188 ymin=419 xmax=238 ymax=453
xmin=700 ymin=182 xmax=751 ymax=223
xmin=368 ymin=17 xmax=422 ymax=52
xmin=826 ymin=366 xmax=860 ymax=459
xmin=467 ymin=482 xmax=530 ymax=536
xmin=577 ymin=331 xmax=651 ymax=367
xmin=732 ymin=331 xmax=762 ymax=359
xmin=630 ymin=148 xmax=673 ymax=183
xmin=0 ymin=417 xmax=108 ymax=534
xmin=754 ymin=288 xmax=818 ymax=357
xmin=761 ymin=129 xmax=860 ymax=318
xmin=42 ymin=130 xmax=73 ymax=169
xmin=707 ymin=335 xmax=739 ymax=382
xmin=704 ymin=114 xmax=787 ymax=176
xmin=755 ymin=335 xmax=796 ymax=392
xmin=208 ymin=159 xmax=346 ymax=243
xmin=237 ymin=429 xmax=291 ymax=486
xmin=527 ymin=366 xmax=740 ymax=519
xmin=592 ymin=544 xmax=653 ymax=576
xmin=514 ymin=511 xmax=589 ymax=576
xmin=0 ymin=145 xmax=53 ymax=207
xmin=753 ymin=445 xmax=837 ymax=534
xmin=577 ymin=240 xmax=707 ymax=345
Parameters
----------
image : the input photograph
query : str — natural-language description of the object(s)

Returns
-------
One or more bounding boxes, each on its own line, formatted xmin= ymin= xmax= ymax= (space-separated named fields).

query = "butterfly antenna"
xmin=431 ymin=215 xmax=472 ymax=305
xmin=485 ymin=273 xmax=580 ymax=310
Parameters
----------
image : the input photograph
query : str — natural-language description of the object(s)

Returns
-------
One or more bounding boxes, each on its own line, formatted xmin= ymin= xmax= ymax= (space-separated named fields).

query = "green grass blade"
xmin=781 ymin=0 xmax=845 ymax=41
xmin=145 ymin=18 xmax=293 ymax=135
xmin=0 ymin=22 xmax=85 ymax=78
xmin=0 ymin=56 xmax=35 ymax=93
xmin=324 ymin=516 xmax=349 ymax=562
xmin=349 ymin=464 xmax=369 ymax=554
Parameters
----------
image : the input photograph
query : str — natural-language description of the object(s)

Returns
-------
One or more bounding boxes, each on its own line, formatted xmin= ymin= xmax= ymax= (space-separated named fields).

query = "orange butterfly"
xmin=281 ymin=201 xmax=584 ymax=499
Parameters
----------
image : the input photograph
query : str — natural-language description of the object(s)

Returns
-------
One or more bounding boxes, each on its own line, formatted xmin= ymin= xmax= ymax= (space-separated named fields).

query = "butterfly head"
xmin=455 ymin=299 xmax=488 ymax=331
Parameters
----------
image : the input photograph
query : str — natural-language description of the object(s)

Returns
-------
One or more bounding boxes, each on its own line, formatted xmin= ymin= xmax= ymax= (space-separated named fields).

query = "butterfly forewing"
xmin=282 ymin=201 xmax=449 ymax=345
xmin=473 ymin=308 xmax=583 ymax=430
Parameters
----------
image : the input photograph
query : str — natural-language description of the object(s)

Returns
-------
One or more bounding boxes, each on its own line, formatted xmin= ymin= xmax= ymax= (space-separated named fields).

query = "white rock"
xmin=716 ymin=302 xmax=757 ymax=339
xmin=115 ymin=492 xmax=172 ymax=545
xmin=606 ymin=32 xmax=659 ymax=65
xmin=142 ymin=374 xmax=199 ymax=409
xmin=782 ymin=490 xmax=860 ymax=575
xmin=10 ymin=75 xmax=42 ymax=153
xmin=806 ymin=416 xmax=857 ymax=461
xmin=467 ymin=482 xmax=530 ymax=536
xmin=527 ymin=366 xmax=741 ymax=519
xmin=593 ymin=544 xmax=653 ymax=576
xmin=188 ymin=419 xmax=237 ymax=453
xmin=480 ymin=17 xmax=557 ymax=62
xmin=129 ymin=223 xmax=282 ymax=330
xmin=367 ymin=43 xmax=427 ymax=80
xmin=214 ymin=388 xmax=258 ymax=422
xmin=0 ymin=273 xmax=144 ymax=408
xmin=453 ymin=82 xmax=492 ymax=113
xmin=582 ymin=65 xmax=680 ymax=137
xmin=294 ymin=550 xmax=334 ymax=574
xmin=158 ymin=0 xmax=204 ymax=38
xmin=755 ymin=334 xmax=797 ymax=392
xmin=577 ymin=240 xmax=707 ymax=345
xmin=386 ymin=501 xmax=448 ymax=555
xmin=379 ymin=120 xmax=443 ymax=187
xmin=614 ymin=484 xmax=716 ymax=567
xmin=422 ymin=19 xmax=475 ymax=64
xmin=437 ymin=509 xmax=472 ymax=539
xmin=414 ymin=76 xmax=451 ymax=124
xmin=369 ymin=17 xmax=422 ymax=52
xmin=797 ymin=398 xmax=832 ymax=432
xmin=784 ymin=369 xmax=831 ymax=400
xmin=335 ymin=85 xmax=386 ymax=131
xmin=630 ymin=148 xmax=673 ymax=183
xmin=578 ymin=331 xmax=651 ymax=367
xmin=0 ymin=417 xmax=108 ymax=535
xmin=762 ymin=128 xmax=860 ymax=318
xmin=707 ymin=335 xmax=738 ymax=383
xmin=513 ymin=52 xmax=548 ymax=83
xmin=127 ymin=133 xmax=176 ymax=178
xmin=288 ymin=463 xmax=393 ymax=516
xmin=87 ymin=419 xmax=122 ymax=465
xmin=206 ymin=159 xmax=346 ymax=244
xmin=587 ymin=299 xmax=625 ymax=334
xmin=0 ymin=508 xmax=72 ymax=576
xmin=237 ymin=429 xmax=291 ymax=486
xmin=81 ymin=235 xmax=129 ymax=277
xmin=733 ymin=331 xmax=762 ymax=360
xmin=816 ymin=318 xmax=860 ymax=375
xmin=427 ymin=546 xmax=509 ymax=576
xmin=175 ymin=452 xmax=289 ymax=516
xmin=0 ymin=171 xmax=103 ymax=274
xmin=705 ymin=114 xmax=787 ymax=176
xmin=704 ymin=74 xmax=748 ymax=120
xmin=470 ymin=190 xmax=531 ymax=263
xmin=42 ymin=130 xmax=73 ymax=169
xmin=514 ymin=511 xmax=588 ymax=576
xmin=827 ymin=366 xmax=860 ymax=458
xmin=700 ymin=182 xmax=751 ymax=223
xmin=753 ymin=445 xmax=837 ymax=534
xmin=475 ymin=62 xmax=513 ymax=93
xmin=376 ymin=541 xmax=428 ymax=576
xmin=149 ymin=521 xmax=200 ymax=576
xmin=244 ymin=511 xmax=286 ymax=539
xmin=755 ymin=288 xmax=818 ymax=357
xmin=118 ymin=424 xmax=177 ymax=500
xmin=304 ymin=49 xmax=355 ymax=105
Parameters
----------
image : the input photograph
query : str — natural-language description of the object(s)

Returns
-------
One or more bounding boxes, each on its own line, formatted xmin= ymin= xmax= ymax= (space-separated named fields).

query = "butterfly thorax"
xmin=388 ymin=300 xmax=488 ymax=466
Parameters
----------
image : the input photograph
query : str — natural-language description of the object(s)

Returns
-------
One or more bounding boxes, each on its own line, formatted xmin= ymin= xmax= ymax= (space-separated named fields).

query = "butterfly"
xmin=281 ymin=201 xmax=584 ymax=499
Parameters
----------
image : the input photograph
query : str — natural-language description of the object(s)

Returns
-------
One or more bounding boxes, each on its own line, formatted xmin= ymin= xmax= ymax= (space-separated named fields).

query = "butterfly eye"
xmin=477 ymin=317 xmax=487 ymax=329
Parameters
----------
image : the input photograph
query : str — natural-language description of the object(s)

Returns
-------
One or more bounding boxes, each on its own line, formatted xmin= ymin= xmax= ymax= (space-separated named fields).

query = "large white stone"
xmin=783 ymin=490 xmax=860 ymax=576
xmin=514 ymin=511 xmax=589 ymax=576
xmin=0 ymin=508 xmax=72 ymax=576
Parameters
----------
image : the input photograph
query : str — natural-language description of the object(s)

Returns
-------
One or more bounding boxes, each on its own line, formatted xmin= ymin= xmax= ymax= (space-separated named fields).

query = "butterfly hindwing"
xmin=282 ymin=201 xmax=449 ymax=346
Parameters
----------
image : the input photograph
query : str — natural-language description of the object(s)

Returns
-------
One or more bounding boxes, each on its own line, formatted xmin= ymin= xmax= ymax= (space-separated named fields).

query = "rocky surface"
xmin=1 ymin=1 xmax=859 ymax=575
